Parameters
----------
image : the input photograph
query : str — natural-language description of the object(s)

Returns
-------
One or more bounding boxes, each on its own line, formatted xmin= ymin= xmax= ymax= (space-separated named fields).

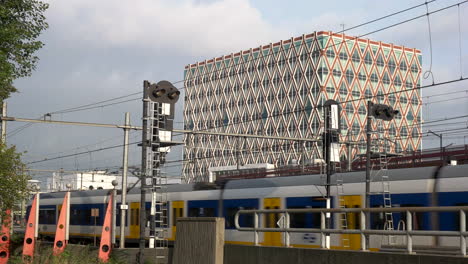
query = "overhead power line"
xmin=172 ymin=0 xmax=463 ymax=87
xmin=26 ymin=141 xmax=141 ymax=165
xmin=180 ymin=77 xmax=468 ymax=137
xmin=49 ymin=92 xmax=141 ymax=115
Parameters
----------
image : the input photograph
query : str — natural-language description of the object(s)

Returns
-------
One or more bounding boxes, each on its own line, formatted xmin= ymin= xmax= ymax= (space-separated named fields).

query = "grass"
xmin=8 ymin=235 xmax=126 ymax=264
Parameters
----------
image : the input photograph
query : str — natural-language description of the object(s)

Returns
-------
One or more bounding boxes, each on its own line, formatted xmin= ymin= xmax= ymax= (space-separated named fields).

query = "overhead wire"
xmin=172 ymin=0 xmax=464 ymax=88
xmin=26 ymin=141 xmax=141 ymax=165
xmin=20 ymin=0 xmax=468 ymax=169
xmin=422 ymin=0 xmax=435 ymax=84
xmin=22 ymin=78 xmax=466 ymax=164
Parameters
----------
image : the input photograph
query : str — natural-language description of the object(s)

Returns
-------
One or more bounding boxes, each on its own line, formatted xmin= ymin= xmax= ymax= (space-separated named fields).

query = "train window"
xmin=115 ymin=204 xmax=128 ymax=227
xmin=454 ymin=203 xmax=468 ymax=231
xmin=397 ymin=204 xmax=425 ymax=230
xmin=225 ymin=208 xmax=238 ymax=228
xmin=69 ymin=205 xmax=100 ymax=226
xmin=145 ymin=208 xmax=151 ymax=224
xmin=370 ymin=206 xmax=385 ymax=230
xmin=286 ymin=197 xmax=326 ymax=228
xmin=188 ymin=207 xmax=215 ymax=217
xmin=225 ymin=207 xmax=255 ymax=228
xmin=289 ymin=206 xmax=308 ymax=228
xmin=39 ymin=208 xmax=56 ymax=225
xmin=289 ymin=212 xmax=306 ymax=228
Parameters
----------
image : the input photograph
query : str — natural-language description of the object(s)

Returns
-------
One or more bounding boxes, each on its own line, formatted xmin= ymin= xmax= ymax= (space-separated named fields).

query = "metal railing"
xmin=234 ymin=206 xmax=468 ymax=256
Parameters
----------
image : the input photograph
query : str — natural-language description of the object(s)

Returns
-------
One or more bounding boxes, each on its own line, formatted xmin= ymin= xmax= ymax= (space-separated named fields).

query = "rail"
xmin=234 ymin=206 xmax=468 ymax=255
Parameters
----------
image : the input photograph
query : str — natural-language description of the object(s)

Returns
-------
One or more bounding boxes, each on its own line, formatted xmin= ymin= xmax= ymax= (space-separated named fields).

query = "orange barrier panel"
xmin=98 ymin=194 xmax=113 ymax=263
xmin=23 ymin=194 xmax=39 ymax=263
xmin=53 ymin=192 xmax=70 ymax=256
xmin=0 ymin=209 xmax=11 ymax=264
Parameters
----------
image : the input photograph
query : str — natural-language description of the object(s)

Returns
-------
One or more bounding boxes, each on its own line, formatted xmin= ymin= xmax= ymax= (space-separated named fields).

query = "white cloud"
xmin=46 ymin=0 xmax=284 ymax=58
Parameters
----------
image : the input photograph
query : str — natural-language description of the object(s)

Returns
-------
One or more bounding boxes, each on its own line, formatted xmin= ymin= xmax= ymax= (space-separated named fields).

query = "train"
xmin=32 ymin=164 xmax=468 ymax=250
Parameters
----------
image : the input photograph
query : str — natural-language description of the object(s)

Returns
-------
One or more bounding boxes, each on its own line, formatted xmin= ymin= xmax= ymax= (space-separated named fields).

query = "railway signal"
xmin=365 ymin=100 xmax=399 ymax=246
xmin=369 ymin=102 xmax=399 ymax=121
xmin=139 ymin=80 xmax=181 ymax=264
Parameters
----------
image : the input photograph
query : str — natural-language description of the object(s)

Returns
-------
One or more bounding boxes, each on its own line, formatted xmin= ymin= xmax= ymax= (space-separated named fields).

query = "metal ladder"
xmin=369 ymin=123 xmax=395 ymax=246
xmin=147 ymin=102 xmax=169 ymax=263
xmin=379 ymin=150 xmax=396 ymax=245
xmin=335 ymin=161 xmax=350 ymax=248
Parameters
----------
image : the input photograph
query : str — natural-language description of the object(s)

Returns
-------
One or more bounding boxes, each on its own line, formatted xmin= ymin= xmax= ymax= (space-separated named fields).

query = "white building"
xmin=46 ymin=170 xmax=140 ymax=192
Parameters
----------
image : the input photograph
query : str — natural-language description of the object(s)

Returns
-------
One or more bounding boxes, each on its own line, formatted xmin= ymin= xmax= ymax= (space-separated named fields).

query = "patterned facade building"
xmin=183 ymin=31 xmax=422 ymax=182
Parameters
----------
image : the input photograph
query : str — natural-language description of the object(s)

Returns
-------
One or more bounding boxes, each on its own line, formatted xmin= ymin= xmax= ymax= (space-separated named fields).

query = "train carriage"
xmin=30 ymin=164 xmax=468 ymax=250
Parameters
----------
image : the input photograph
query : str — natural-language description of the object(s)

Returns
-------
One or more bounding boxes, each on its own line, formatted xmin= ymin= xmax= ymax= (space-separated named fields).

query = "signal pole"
xmin=365 ymin=101 xmax=372 ymax=248
xmin=138 ymin=80 xmax=180 ymax=264
xmin=322 ymin=100 xmax=340 ymax=249
xmin=365 ymin=101 xmax=399 ymax=247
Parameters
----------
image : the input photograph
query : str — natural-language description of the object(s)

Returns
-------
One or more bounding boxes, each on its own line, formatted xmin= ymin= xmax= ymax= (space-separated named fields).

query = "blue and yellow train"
xmin=33 ymin=164 xmax=468 ymax=250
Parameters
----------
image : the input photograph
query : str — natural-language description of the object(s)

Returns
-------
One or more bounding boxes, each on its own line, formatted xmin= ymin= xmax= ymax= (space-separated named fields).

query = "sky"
xmin=5 ymin=0 xmax=468 ymax=183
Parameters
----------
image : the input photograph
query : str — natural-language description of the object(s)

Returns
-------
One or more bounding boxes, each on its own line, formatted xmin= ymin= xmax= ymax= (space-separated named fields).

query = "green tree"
xmin=0 ymin=0 xmax=49 ymax=101
xmin=0 ymin=142 xmax=30 ymax=219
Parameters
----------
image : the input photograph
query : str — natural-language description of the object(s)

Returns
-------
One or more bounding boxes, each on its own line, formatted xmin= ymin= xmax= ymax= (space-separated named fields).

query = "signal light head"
xmin=146 ymin=80 xmax=180 ymax=104
xmin=167 ymin=91 xmax=180 ymax=100
xmin=370 ymin=103 xmax=398 ymax=121
xmin=152 ymin=88 xmax=166 ymax=98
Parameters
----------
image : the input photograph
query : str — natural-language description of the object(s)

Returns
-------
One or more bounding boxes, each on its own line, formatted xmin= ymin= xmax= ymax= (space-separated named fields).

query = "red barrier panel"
xmin=53 ymin=192 xmax=70 ymax=256
xmin=0 ymin=209 xmax=11 ymax=264
xmin=23 ymin=194 xmax=39 ymax=263
xmin=98 ymin=194 xmax=113 ymax=263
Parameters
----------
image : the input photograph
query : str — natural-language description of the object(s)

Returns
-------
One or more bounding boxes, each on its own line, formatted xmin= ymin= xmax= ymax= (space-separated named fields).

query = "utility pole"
xmin=120 ymin=112 xmax=130 ymax=248
xmin=428 ymin=130 xmax=443 ymax=166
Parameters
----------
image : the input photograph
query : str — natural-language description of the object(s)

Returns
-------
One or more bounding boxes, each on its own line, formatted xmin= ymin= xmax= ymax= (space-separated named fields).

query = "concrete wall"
xmin=224 ymin=244 xmax=468 ymax=264
xmin=173 ymin=217 xmax=224 ymax=264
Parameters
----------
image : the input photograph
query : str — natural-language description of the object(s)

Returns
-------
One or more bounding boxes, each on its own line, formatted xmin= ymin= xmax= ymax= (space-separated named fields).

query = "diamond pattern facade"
xmin=183 ymin=31 xmax=422 ymax=182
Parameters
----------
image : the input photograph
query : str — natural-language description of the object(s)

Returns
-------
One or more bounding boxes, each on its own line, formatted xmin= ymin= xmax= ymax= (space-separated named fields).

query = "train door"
xmin=341 ymin=195 xmax=361 ymax=250
xmin=170 ymin=201 xmax=184 ymax=241
xmin=129 ymin=202 xmax=140 ymax=239
xmin=262 ymin=197 xmax=281 ymax=246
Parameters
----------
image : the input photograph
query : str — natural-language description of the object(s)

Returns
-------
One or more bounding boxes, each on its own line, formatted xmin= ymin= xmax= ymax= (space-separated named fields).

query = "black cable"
xmin=161 ymin=127 xmax=468 ymax=168
xmin=457 ymin=4 xmax=464 ymax=79
xmin=173 ymin=0 xmax=463 ymax=88
xmin=184 ymin=77 xmax=468 ymax=137
xmin=26 ymin=141 xmax=141 ymax=165
xmin=422 ymin=89 xmax=468 ymax=99
xmin=50 ymin=92 xmax=141 ymax=115
xmin=425 ymin=95 xmax=468 ymax=105
xmin=423 ymin=0 xmax=435 ymax=84
xmin=9 ymin=1 xmax=463 ymax=142
xmin=55 ymin=97 xmax=141 ymax=114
